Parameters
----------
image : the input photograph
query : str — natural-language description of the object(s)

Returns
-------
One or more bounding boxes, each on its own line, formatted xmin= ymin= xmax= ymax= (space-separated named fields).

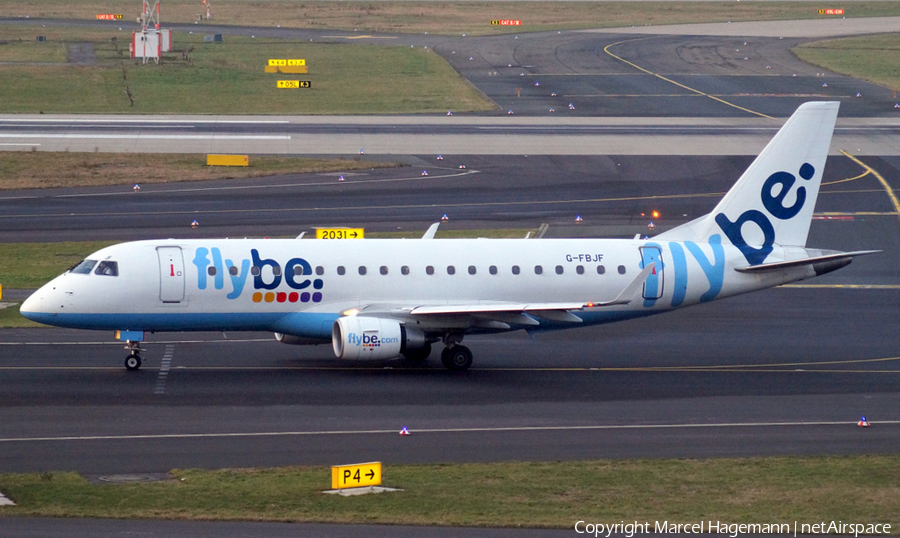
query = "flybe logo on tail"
xmin=192 ymin=247 xmax=323 ymax=302
xmin=715 ymin=163 xmax=814 ymax=265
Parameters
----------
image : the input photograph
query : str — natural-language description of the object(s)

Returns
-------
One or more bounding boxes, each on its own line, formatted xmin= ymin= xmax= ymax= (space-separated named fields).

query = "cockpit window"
xmin=94 ymin=261 xmax=119 ymax=276
xmin=69 ymin=259 xmax=97 ymax=274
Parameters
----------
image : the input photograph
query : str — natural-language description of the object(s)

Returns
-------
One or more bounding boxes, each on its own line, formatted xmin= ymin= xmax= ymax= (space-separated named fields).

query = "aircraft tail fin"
xmin=657 ymin=101 xmax=840 ymax=265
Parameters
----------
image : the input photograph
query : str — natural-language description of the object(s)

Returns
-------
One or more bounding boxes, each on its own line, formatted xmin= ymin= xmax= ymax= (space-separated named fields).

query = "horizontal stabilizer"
xmin=735 ymin=250 xmax=880 ymax=275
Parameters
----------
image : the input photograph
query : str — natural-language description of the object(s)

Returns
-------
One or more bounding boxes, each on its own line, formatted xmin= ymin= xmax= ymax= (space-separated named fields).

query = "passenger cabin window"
xmin=229 ymin=266 xmax=238 ymax=276
xmin=251 ymin=266 xmax=261 ymax=276
xmin=401 ymin=266 xmax=410 ymax=275
xmin=468 ymin=265 xmax=476 ymax=275
xmin=426 ymin=266 xmax=435 ymax=275
xmin=597 ymin=265 xmax=606 ymax=275
xmin=489 ymin=265 xmax=498 ymax=275
xmin=208 ymin=266 xmax=217 ymax=276
xmin=555 ymin=265 xmax=564 ymax=275
xmin=512 ymin=265 xmax=520 ymax=275
xmin=358 ymin=266 xmax=367 ymax=276
xmin=447 ymin=265 xmax=456 ymax=275
xmin=534 ymin=265 xmax=543 ymax=275
xmin=315 ymin=266 xmax=324 ymax=276
xmin=618 ymin=265 xmax=627 ymax=275
xmin=70 ymin=260 xmax=97 ymax=274
xmin=272 ymin=266 xmax=282 ymax=277
xmin=293 ymin=265 xmax=304 ymax=276
xmin=380 ymin=266 xmax=389 ymax=275
xmin=95 ymin=261 xmax=118 ymax=277
xmin=337 ymin=266 xmax=346 ymax=275
xmin=576 ymin=265 xmax=585 ymax=275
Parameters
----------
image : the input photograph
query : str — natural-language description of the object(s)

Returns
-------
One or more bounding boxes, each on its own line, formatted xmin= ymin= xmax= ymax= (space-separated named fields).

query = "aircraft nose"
xmin=19 ymin=291 xmax=42 ymax=321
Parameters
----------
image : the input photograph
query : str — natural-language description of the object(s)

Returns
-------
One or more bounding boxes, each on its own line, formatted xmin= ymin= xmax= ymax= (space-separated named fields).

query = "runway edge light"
xmin=858 ymin=416 xmax=870 ymax=428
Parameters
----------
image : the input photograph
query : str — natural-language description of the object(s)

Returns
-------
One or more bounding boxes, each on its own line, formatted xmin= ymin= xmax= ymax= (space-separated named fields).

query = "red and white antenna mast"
xmin=138 ymin=0 xmax=160 ymax=31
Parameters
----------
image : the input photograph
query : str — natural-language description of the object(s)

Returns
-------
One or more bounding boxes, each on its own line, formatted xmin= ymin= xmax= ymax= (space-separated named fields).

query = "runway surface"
xmin=1 ymin=115 xmax=898 ymax=156
xmin=1 ymin=284 xmax=899 ymax=474
xmin=1 ymin=153 xmax=898 ymax=245
xmin=0 ymin=14 xmax=899 ymax=536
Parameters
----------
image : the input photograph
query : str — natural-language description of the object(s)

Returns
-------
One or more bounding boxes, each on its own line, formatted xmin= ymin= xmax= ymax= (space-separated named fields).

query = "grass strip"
xmin=0 ymin=302 xmax=43 ymax=328
xmin=0 ymin=456 xmax=898 ymax=527
xmin=2 ymin=1 xmax=900 ymax=36
xmin=0 ymin=240 xmax=119 ymax=289
xmin=0 ymin=29 xmax=495 ymax=114
xmin=793 ymin=33 xmax=900 ymax=92
xmin=0 ymin=152 xmax=401 ymax=190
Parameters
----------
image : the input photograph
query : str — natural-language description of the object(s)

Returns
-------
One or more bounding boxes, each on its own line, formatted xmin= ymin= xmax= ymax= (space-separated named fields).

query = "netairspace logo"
xmin=573 ymin=520 xmax=891 ymax=538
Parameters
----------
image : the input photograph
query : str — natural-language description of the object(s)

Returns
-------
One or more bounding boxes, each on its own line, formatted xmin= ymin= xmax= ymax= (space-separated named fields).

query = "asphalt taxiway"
xmin=1 ymin=285 xmax=899 ymax=474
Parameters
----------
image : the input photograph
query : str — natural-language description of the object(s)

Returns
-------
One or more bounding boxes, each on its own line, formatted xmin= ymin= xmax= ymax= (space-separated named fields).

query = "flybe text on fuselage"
xmin=192 ymin=247 xmax=324 ymax=303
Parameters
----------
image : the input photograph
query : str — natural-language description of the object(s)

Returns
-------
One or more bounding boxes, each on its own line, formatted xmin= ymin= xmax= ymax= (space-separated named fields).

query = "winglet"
xmin=589 ymin=262 xmax=655 ymax=307
xmin=422 ymin=222 xmax=440 ymax=239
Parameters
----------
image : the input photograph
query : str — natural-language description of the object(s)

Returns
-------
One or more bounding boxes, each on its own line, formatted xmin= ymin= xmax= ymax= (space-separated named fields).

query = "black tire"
xmin=402 ymin=343 xmax=432 ymax=362
xmin=440 ymin=345 xmax=472 ymax=371
xmin=125 ymin=354 xmax=142 ymax=371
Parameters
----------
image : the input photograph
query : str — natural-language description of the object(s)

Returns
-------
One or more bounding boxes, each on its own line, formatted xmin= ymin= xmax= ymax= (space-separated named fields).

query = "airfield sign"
xmin=316 ymin=228 xmax=364 ymax=239
xmin=331 ymin=462 xmax=382 ymax=489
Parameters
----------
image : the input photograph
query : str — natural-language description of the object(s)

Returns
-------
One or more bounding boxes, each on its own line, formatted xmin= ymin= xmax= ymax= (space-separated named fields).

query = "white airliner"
xmin=21 ymin=102 xmax=876 ymax=371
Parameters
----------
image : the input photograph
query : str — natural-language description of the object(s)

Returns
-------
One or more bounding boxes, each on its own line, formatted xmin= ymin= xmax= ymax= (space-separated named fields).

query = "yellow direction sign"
xmin=268 ymin=58 xmax=306 ymax=66
xmin=331 ymin=462 xmax=382 ymax=489
xmin=316 ymin=228 xmax=364 ymax=239
xmin=277 ymin=80 xmax=299 ymax=89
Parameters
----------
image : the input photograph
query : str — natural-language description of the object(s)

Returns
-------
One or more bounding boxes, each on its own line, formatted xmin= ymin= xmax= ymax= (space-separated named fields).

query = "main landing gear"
xmin=440 ymin=345 xmax=473 ymax=371
xmin=439 ymin=334 xmax=473 ymax=371
xmin=124 ymin=340 xmax=144 ymax=371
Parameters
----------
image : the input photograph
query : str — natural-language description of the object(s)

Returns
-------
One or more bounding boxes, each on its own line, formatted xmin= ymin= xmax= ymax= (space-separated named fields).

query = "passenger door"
xmin=157 ymin=246 xmax=185 ymax=303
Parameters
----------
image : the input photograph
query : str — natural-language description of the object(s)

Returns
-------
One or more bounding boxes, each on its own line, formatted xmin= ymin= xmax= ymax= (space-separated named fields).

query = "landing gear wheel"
xmin=440 ymin=345 xmax=472 ymax=371
xmin=402 ymin=343 xmax=432 ymax=362
xmin=125 ymin=354 xmax=142 ymax=371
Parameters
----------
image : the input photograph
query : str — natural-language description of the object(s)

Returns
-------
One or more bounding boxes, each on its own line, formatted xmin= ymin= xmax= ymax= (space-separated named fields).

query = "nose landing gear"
xmin=124 ymin=340 xmax=144 ymax=371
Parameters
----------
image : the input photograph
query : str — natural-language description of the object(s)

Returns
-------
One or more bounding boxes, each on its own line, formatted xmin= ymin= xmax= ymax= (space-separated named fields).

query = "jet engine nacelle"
xmin=332 ymin=316 xmax=424 ymax=360
xmin=274 ymin=332 xmax=328 ymax=346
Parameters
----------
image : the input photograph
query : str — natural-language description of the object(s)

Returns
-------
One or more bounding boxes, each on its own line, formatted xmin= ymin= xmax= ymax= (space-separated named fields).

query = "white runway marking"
xmin=0 ymin=491 xmax=15 ymax=506
xmin=0 ymin=119 xmax=289 ymax=124
xmin=154 ymin=344 xmax=175 ymax=395
xmin=0 ymin=134 xmax=290 ymax=140
xmin=1 ymin=420 xmax=897 ymax=444
xmin=0 ymin=339 xmax=270 ymax=346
